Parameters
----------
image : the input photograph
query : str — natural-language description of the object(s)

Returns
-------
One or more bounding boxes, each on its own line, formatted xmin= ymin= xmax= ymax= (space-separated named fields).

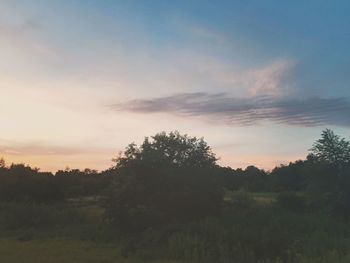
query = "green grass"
xmin=2 ymin=193 xmax=350 ymax=263
xmin=0 ymin=238 xmax=186 ymax=263
xmin=250 ymin=192 xmax=278 ymax=204
xmin=224 ymin=190 xmax=307 ymax=205
xmin=0 ymin=238 xmax=120 ymax=263
xmin=224 ymin=190 xmax=278 ymax=205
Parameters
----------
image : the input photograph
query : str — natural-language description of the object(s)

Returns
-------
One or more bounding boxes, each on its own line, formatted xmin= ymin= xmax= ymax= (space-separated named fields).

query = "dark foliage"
xmin=309 ymin=129 xmax=350 ymax=167
xmin=1 ymin=202 xmax=86 ymax=230
xmin=275 ymin=192 xmax=306 ymax=212
xmin=0 ymin=164 xmax=111 ymax=203
xmin=0 ymin=164 xmax=64 ymax=203
xmin=104 ymin=131 xmax=223 ymax=232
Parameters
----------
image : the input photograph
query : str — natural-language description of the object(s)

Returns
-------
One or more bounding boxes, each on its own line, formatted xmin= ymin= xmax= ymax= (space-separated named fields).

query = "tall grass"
xmin=2 ymin=192 xmax=350 ymax=263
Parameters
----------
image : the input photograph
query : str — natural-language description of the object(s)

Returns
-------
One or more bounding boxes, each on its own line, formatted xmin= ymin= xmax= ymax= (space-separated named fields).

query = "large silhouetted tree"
xmin=113 ymin=131 xmax=218 ymax=170
xmin=309 ymin=129 xmax=350 ymax=167
xmin=104 ymin=131 xmax=223 ymax=232
xmin=307 ymin=129 xmax=350 ymax=219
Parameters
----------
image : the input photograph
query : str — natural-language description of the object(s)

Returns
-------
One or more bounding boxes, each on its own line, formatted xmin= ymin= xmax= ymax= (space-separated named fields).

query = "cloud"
xmin=170 ymin=54 xmax=295 ymax=97
xmin=185 ymin=24 xmax=228 ymax=44
xmin=114 ymin=92 xmax=350 ymax=127
xmin=0 ymin=19 xmax=59 ymax=58
xmin=0 ymin=140 xmax=112 ymax=156
xmin=245 ymin=60 xmax=295 ymax=96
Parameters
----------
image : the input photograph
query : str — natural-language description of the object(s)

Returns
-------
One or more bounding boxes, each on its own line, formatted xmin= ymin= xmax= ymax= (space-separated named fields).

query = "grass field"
xmin=0 ymin=199 xmax=187 ymax=263
xmin=0 ymin=238 xmax=120 ymax=263
xmin=2 ymin=192 xmax=350 ymax=263
xmin=224 ymin=190 xmax=278 ymax=205
xmin=0 ymin=238 xmax=189 ymax=263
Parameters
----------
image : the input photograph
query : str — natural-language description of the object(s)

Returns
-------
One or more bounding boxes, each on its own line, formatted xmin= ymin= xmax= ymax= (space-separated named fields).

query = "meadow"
xmin=1 ymin=190 xmax=350 ymax=263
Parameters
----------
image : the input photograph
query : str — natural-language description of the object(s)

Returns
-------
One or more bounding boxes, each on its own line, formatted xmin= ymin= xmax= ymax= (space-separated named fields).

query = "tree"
xmin=113 ymin=131 xmax=218 ymax=170
xmin=309 ymin=129 xmax=350 ymax=167
xmin=308 ymin=130 xmax=350 ymax=219
xmin=104 ymin=131 xmax=223 ymax=232
xmin=0 ymin=158 xmax=5 ymax=169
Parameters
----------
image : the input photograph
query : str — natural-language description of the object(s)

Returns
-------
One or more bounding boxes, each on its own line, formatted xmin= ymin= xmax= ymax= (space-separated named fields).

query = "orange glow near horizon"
xmin=1 ymin=150 xmax=305 ymax=173
xmin=0 ymin=152 xmax=115 ymax=173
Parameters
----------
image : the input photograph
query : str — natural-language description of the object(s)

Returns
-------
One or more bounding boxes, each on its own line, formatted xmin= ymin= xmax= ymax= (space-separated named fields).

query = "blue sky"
xmin=0 ymin=0 xmax=349 ymax=171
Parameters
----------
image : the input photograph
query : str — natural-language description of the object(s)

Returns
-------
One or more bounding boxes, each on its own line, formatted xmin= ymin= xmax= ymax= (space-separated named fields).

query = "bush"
xmin=330 ymin=191 xmax=350 ymax=220
xmin=3 ymin=203 xmax=57 ymax=229
xmin=276 ymin=192 xmax=306 ymax=212
xmin=104 ymin=168 xmax=223 ymax=233
xmin=230 ymin=189 xmax=256 ymax=210
xmin=0 ymin=173 xmax=64 ymax=203
xmin=1 ymin=202 xmax=86 ymax=230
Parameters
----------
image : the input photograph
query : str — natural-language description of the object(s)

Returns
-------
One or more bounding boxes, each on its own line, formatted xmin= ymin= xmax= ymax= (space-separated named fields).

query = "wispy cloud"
xmin=0 ymin=19 xmax=59 ymax=59
xmin=0 ymin=140 xmax=112 ymax=156
xmin=185 ymin=24 xmax=229 ymax=44
xmin=114 ymin=93 xmax=350 ymax=127
xmin=245 ymin=60 xmax=295 ymax=96
xmin=170 ymin=55 xmax=295 ymax=97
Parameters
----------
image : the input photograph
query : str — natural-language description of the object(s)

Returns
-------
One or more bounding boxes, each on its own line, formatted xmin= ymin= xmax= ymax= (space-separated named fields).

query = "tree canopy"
xmin=309 ymin=129 xmax=350 ymax=166
xmin=105 ymin=131 xmax=223 ymax=232
xmin=113 ymin=131 xmax=218 ymax=170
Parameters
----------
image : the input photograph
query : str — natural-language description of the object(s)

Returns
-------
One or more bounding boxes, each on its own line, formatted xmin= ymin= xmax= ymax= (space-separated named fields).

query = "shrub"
xmin=2 ymin=202 xmax=86 ymax=230
xmin=104 ymin=168 xmax=223 ymax=233
xmin=330 ymin=191 xmax=350 ymax=220
xmin=230 ymin=189 xmax=256 ymax=210
xmin=276 ymin=192 xmax=306 ymax=212
xmin=3 ymin=203 xmax=57 ymax=229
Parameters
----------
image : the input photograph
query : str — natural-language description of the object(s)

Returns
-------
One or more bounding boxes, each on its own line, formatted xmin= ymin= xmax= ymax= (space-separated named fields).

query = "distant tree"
xmin=309 ymin=129 xmax=350 ymax=167
xmin=0 ymin=158 xmax=5 ymax=168
xmin=271 ymin=161 xmax=308 ymax=191
xmin=0 ymin=163 xmax=64 ymax=203
xmin=8 ymin=163 xmax=39 ymax=177
xmin=83 ymin=168 xmax=98 ymax=174
xmin=244 ymin=165 xmax=266 ymax=176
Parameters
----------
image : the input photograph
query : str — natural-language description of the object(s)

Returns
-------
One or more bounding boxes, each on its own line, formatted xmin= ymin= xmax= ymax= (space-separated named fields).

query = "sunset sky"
xmin=1 ymin=0 xmax=350 ymax=172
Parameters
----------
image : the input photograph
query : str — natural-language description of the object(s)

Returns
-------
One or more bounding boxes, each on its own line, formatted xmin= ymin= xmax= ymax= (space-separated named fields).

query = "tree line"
xmin=0 ymin=128 xmax=350 ymax=224
xmin=1 ymin=129 xmax=350 ymax=262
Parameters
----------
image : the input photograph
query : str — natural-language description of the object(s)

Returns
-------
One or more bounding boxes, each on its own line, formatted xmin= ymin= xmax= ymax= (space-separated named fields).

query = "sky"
xmin=0 ymin=0 xmax=349 ymax=172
